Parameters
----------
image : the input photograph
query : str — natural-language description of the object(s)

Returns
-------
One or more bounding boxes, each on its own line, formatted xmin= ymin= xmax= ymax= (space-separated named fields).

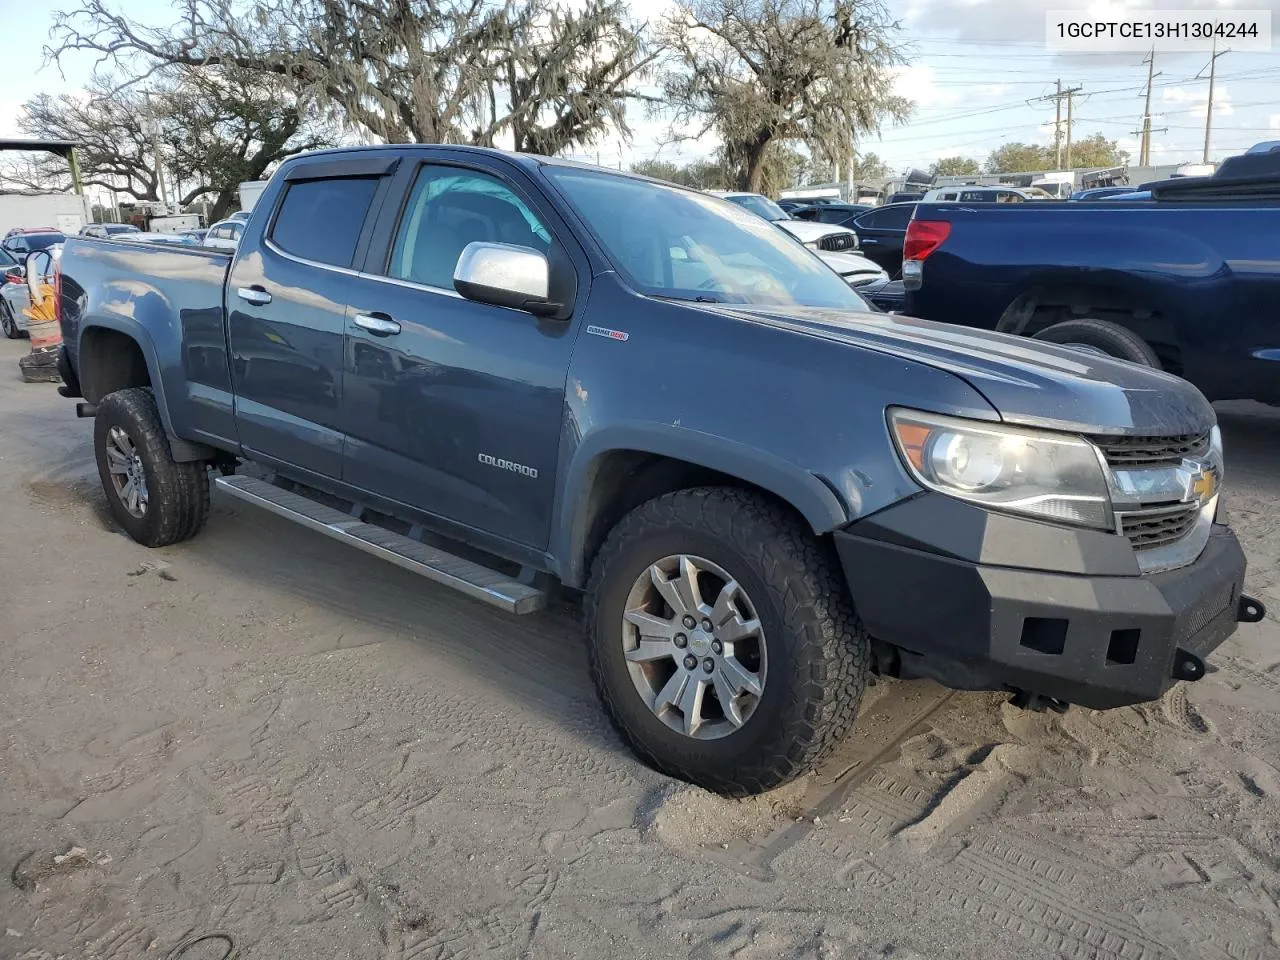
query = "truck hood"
xmin=710 ymin=305 xmax=1215 ymax=437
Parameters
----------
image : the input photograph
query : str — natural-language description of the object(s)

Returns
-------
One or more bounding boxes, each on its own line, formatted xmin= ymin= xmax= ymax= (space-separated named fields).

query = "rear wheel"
xmin=94 ymin=388 xmax=210 ymax=547
xmin=1032 ymin=318 xmax=1160 ymax=367
xmin=586 ymin=487 xmax=868 ymax=796
xmin=0 ymin=300 xmax=23 ymax=339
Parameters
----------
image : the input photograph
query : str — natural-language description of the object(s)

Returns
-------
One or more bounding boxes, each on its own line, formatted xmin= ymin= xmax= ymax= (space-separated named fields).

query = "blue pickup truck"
xmin=49 ymin=145 xmax=1262 ymax=795
xmin=903 ymin=144 xmax=1280 ymax=405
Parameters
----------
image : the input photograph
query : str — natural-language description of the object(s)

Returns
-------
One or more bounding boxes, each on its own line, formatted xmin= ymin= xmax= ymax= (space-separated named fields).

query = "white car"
xmin=706 ymin=191 xmax=885 ymax=288
xmin=204 ymin=219 xmax=245 ymax=250
xmin=1 ymin=243 xmax=62 ymax=339
xmin=708 ymin=191 xmax=861 ymax=252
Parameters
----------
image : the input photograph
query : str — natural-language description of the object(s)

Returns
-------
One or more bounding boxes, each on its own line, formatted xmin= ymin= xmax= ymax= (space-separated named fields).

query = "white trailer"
xmin=0 ymin=193 xmax=91 ymax=237
xmin=238 ymin=181 xmax=269 ymax=213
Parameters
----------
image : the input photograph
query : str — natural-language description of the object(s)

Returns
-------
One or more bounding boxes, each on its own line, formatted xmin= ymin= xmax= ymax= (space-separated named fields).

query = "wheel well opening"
xmin=576 ymin=451 xmax=806 ymax=584
xmin=997 ymin=284 xmax=1182 ymax=374
xmin=80 ymin=328 xmax=151 ymax=402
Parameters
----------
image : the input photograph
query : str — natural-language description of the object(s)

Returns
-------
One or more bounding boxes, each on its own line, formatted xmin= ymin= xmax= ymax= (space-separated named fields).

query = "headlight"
xmin=803 ymin=240 xmax=820 ymax=251
xmin=888 ymin=408 xmax=1112 ymax=528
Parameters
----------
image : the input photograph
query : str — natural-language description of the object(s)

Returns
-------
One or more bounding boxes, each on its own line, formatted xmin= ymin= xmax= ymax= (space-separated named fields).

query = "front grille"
xmin=1092 ymin=431 xmax=1210 ymax=467
xmin=1118 ymin=503 xmax=1200 ymax=550
xmin=818 ymin=233 xmax=857 ymax=252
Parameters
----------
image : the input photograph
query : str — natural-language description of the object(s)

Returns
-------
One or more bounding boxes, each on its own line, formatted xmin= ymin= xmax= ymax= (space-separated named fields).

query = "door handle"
xmin=237 ymin=286 xmax=272 ymax=305
xmin=860 ymin=238 xmax=879 ymax=245
xmin=353 ymin=313 xmax=401 ymax=337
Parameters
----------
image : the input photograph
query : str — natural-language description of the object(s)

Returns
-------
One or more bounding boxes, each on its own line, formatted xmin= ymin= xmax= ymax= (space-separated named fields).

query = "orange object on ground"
xmin=19 ymin=282 xmax=62 ymax=383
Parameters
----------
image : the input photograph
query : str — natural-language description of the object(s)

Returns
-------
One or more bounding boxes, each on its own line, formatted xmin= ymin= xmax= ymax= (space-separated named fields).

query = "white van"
xmin=921 ymin=186 xmax=1051 ymax=203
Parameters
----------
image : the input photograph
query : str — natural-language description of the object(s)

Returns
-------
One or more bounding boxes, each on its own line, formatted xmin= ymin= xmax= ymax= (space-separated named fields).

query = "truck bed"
xmin=60 ymin=237 xmax=235 ymax=446
xmin=903 ymin=197 xmax=1280 ymax=403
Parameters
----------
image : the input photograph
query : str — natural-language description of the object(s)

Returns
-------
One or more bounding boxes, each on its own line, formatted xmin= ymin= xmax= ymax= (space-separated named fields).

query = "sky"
xmin=2 ymin=0 xmax=1278 ymax=180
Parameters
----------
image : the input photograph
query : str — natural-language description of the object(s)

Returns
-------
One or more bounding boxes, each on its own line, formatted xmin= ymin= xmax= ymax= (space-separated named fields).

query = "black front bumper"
xmin=834 ymin=494 xmax=1252 ymax=709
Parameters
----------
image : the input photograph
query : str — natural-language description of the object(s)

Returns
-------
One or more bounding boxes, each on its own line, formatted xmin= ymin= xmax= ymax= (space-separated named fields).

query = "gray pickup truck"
xmin=51 ymin=145 xmax=1262 ymax=795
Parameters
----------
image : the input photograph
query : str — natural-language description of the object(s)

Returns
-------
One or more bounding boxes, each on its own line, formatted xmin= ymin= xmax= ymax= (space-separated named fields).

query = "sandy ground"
xmin=1 ymin=336 xmax=1278 ymax=960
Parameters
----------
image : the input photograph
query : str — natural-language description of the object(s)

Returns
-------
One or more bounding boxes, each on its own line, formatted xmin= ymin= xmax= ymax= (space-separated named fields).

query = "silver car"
xmin=1 ymin=243 xmax=63 ymax=339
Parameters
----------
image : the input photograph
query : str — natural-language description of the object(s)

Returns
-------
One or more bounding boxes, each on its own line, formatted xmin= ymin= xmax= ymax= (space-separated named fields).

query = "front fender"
xmin=552 ymin=422 xmax=850 ymax=586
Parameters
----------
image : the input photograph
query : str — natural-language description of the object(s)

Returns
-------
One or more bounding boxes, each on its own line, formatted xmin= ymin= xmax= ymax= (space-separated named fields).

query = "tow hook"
xmin=1238 ymin=594 xmax=1266 ymax=623
xmin=1008 ymin=690 xmax=1070 ymax=714
xmin=1171 ymin=648 xmax=1206 ymax=683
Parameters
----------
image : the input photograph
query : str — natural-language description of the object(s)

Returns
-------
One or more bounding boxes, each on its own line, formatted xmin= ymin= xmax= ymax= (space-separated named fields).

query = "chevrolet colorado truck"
xmin=902 ymin=142 xmax=1280 ymax=405
xmin=53 ymin=146 xmax=1263 ymax=795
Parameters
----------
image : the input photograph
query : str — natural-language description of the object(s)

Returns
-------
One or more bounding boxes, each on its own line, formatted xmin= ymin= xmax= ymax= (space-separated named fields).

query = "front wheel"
xmin=586 ymin=488 xmax=869 ymax=796
xmin=94 ymin=388 xmax=211 ymax=547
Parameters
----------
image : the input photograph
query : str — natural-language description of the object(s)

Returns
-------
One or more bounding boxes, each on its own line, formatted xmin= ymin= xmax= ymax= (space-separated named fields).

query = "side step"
xmin=214 ymin=475 xmax=547 ymax=615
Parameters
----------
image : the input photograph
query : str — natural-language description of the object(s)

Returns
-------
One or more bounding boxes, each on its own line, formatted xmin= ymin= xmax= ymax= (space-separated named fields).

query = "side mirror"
xmin=26 ymin=249 xmax=53 ymax=304
xmin=453 ymin=241 xmax=560 ymax=317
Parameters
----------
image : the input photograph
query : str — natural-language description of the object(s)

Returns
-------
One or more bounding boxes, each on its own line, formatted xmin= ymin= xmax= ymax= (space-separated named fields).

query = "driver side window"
xmin=387 ymin=165 xmax=552 ymax=291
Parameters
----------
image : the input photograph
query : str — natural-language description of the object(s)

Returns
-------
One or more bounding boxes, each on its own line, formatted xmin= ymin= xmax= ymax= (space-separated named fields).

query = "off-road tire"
xmin=0 ymin=300 xmax=23 ymax=339
xmin=94 ymin=387 xmax=210 ymax=547
xmin=585 ymin=487 xmax=869 ymax=796
xmin=1032 ymin=318 xmax=1160 ymax=367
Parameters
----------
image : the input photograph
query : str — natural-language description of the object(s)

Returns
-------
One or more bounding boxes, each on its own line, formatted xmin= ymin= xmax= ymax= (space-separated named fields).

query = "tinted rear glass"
xmin=858 ymin=205 xmax=914 ymax=229
xmin=25 ymin=233 xmax=65 ymax=249
xmin=271 ymin=177 xmax=379 ymax=267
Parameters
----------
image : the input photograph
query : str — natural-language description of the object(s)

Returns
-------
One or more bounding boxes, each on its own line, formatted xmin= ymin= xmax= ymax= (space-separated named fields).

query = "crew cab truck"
xmin=902 ymin=143 xmax=1280 ymax=406
xmin=53 ymin=146 xmax=1263 ymax=796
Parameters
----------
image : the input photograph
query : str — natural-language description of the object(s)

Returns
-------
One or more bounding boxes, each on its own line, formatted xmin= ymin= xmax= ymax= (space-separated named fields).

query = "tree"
xmin=629 ymin=158 xmax=726 ymax=190
xmin=1067 ymin=133 xmax=1128 ymax=169
xmin=930 ymin=156 xmax=981 ymax=177
xmin=2 ymin=78 xmax=165 ymax=201
xmin=2 ymin=68 xmax=337 ymax=220
xmin=985 ymin=142 xmax=1053 ymax=173
xmin=161 ymin=67 xmax=338 ymax=219
xmin=51 ymin=0 xmax=655 ymax=156
xmin=660 ymin=0 xmax=910 ymax=192
xmin=849 ymin=152 xmax=891 ymax=180
xmin=986 ymin=133 xmax=1126 ymax=173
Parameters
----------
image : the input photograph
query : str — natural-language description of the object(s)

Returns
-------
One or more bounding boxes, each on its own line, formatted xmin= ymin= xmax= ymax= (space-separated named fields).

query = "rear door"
xmin=337 ymin=152 xmax=582 ymax=549
xmin=852 ymin=204 xmax=914 ymax=274
xmin=226 ymin=155 xmax=396 ymax=478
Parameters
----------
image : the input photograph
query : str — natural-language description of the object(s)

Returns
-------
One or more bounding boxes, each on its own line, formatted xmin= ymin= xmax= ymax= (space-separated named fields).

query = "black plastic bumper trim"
xmin=835 ymin=509 xmax=1247 ymax=710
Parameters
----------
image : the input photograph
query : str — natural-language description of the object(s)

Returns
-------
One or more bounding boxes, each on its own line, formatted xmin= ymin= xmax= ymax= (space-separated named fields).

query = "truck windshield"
xmin=546 ymin=168 xmax=868 ymax=310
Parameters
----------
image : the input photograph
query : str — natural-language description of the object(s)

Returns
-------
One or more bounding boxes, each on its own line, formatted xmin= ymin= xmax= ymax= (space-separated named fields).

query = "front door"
xmin=226 ymin=173 xmax=384 ymax=477
xmin=339 ymin=158 xmax=579 ymax=549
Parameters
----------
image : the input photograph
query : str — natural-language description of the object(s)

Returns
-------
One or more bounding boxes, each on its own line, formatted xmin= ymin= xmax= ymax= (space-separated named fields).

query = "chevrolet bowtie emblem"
xmin=1191 ymin=468 xmax=1218 ymax=503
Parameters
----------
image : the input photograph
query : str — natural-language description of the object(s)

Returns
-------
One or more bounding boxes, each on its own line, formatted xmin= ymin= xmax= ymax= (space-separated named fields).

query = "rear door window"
xmin=271 ymin=177 xmax=380 ymax=267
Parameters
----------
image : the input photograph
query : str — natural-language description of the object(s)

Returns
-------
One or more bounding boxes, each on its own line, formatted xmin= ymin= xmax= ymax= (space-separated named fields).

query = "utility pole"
xmin=142 ymin=92 xmax=169 ymax=212
xmin=1033 ymin=83 xmax=1082 ymax=169
xmin=1063 ymin=86 xmax=1082 ymax=168
xmin=1053 ymin=79 xmax=1063 ymax=168
xmin=1138 ymin=49 xmax=1162 ymax=166
xmin=1199 ymin=39 xmax=1229 ymax=164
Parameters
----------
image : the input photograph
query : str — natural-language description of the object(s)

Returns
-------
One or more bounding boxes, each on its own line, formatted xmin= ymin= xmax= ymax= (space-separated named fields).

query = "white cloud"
xmin=1269 ymin=114 xmax=1280 ymax=131
xmin=1160 ymin=84 xmax=1233 ymax=120
xmin=892 ymin=65 xmax=963 ymax=109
